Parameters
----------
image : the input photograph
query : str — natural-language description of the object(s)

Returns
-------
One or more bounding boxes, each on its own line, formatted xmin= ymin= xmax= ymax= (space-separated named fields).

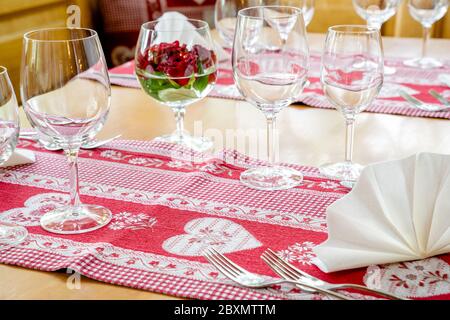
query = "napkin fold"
xmin=313 ymin=153 xmax=450 ymax=273
xmin=0 ymin=149 xmax=36 ymax=168
xmin=156 ymin=11 xmax=230 ymax=62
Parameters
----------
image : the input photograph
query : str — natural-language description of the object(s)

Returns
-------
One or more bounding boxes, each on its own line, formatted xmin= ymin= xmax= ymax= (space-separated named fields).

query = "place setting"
xmin=1 ymin=0 xmax=450 ymax=302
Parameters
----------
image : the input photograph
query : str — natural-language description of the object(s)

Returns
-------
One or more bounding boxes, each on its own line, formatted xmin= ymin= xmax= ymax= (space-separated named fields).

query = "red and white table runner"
xmin=1 ymin=140 xmax=450 ymax=299
xmin=109 ymin=53 xmax=450 ymax=119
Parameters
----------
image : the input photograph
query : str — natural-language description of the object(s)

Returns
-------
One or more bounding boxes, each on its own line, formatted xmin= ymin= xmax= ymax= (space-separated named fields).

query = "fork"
xmin=19 ymin=132 xmax=121 ymax=150
xmin=261 ymin=249 xmax=408 ymax=300
xmin=204 ymin=247 xmax=351 ymax=300
xmin=399 ymin=90 xmax=450 ymax=112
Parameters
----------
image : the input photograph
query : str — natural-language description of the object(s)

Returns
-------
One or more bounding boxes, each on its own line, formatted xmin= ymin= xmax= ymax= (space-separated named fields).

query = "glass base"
xmin=0 ymin=222 xmax=28 ymax=251
xmin=403 ymin=57 xmax=443 ymax=69
xmin=40 ymin=204 xmax=112 ymax=234
xmin=319 ymin=161 xmax=364 ymax=186
xmin=240 ymin=166 xmax=303 ymax=191
xmin=155 ymin=133 xmax=213 ymax=152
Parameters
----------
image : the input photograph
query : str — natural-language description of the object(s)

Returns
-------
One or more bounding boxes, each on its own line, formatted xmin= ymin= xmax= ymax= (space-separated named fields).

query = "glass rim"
xmin=141 ymin=19 xmax=210 ymax=32
xmin=0 ymin=66 xmax=7 ymax=75
xmin=328 ymin=25 xmax=379 ymax=34
xmin=23 ymin=27 xmax=98 ymax=42
xmin=238 ymin=5 xmax=303 ymax=19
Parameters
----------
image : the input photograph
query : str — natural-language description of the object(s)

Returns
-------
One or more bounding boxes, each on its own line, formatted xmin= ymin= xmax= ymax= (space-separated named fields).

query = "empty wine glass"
xmin=135 ymin=19 xmax=218 ymax=152
xmin=0 ymin=66 xmax=28 ymax=249
xmin=21 ymin=28 xmax=112 ymax=234
xmin=404 ymin=0 xmax=449 ymax=69
xmin=215 ymin=0 xmax=315 ymax=48
xmin=353 ymin=0 xmax=401 ymax=75
xmin=320 ymin=26 xmax=384 ymax=186
xmin=233 ymin=6 xmax=309 ymax=190
xmin=353 ymin=0 xmax=401 ymax=29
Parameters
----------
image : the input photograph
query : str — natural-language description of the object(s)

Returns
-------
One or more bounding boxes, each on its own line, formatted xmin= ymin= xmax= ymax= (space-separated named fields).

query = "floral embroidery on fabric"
xmin=108 ymin=212 xmax=157 ymax=230
xmin=0 ymin=193 xmax=70 ymax=226
xmin=276 ymin=242 xmax=316 ymax=266
xmin=364 ymin=258 xmax=450 ymax=298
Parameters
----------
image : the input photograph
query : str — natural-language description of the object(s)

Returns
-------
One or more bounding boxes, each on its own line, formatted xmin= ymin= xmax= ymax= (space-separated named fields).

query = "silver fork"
xmin=204 ymin=247 xmax=351 ymax=300
xmin=261 ymin=249 xmax=408 ymax=300
xmin=399 ymin=90 xmax=450 ymax=112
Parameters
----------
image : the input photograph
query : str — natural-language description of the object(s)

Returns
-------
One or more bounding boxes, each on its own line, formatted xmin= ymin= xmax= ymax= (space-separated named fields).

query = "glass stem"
xmin=422 ymin=26 xmax=430 ymax=60
xmin=174 ymin=108 xmax=186 ymax=140
xmin=367 ymin=20 xmax=382 ymax=30
xmin=345 ymin=119 xmax=355 ymax=164
xmin=266 ymin=115 xmax=276 ymax=166
xmin=65 ymin=148 xmax=81 ymax=211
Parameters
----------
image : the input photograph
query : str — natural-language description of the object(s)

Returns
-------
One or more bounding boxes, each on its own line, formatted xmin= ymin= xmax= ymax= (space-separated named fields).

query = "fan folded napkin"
xmin=313 ymin=153 xmax=450 ymax=273
xmin=155 ymin=11 xmax=230 ymax=62
xmin=0 ymin=149 xmax=35 ymax=168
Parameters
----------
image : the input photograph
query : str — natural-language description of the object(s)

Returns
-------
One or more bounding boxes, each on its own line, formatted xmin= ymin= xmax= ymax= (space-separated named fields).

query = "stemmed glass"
xmin=404 ymin=0 xmax=449 ymax=69
xmin=353 ymin=0 xmax=401 ymax=75
xmin=320 ymin=26 xmax=384 ymax=187
xmin=135 ymin=19 xmax=218 ymax=152
xmin=21 ymin=28 xmax=112 ymax=234
xmin=233 ymin=6 xmax=309 ymax=190
xmin=215 ymin=0 xmax=315 ymax=48
xmin=0 ymin=66 xmax=28 ymax=249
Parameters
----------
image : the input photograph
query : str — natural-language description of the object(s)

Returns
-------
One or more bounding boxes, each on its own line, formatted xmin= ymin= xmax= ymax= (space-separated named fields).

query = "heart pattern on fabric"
xmin=0 ymin=193 xmax=70 ymax=226
xmin=162 ymin=217 xmax=261 ymax=256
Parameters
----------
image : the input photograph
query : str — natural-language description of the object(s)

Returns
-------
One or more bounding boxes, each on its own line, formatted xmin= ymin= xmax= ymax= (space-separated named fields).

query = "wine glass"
xmin=0 ymin=66 xmax=28 ymax=249
xmin=135 ymin=19 xmax=218 ymax=152
xmin=233 ymin=6 xmax=309 ymax=190
xmin=21 ymin=28 xmax=112 ymax=234
xmin=404 ymin=0 xmax=449 ymax=69
xmin=320 ymin=26 xmax=384 ymax=186
xmin=353 ymin=0 xmax=401 ymax=75
xmin=353 ymin=0 xmax=401 ymax=29
xmin=215 ymin=0 xmax=315 ymax=48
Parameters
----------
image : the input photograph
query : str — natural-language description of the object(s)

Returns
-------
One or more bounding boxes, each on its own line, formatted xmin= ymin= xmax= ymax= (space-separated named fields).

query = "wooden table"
xmin=1 ymin=33 xmax=450 ymax=299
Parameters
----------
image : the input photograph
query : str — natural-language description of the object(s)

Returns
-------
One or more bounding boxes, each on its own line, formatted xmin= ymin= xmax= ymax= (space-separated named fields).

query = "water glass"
xmin=0 ymin=66 xmax=28 ymax=249
xmin=353 ymin=0 xmax=401 ymax=75
xmin=320 ymin=26 xmax=384 ymax=187
xmin=21 ymin=28 xmax=112 ymax=234
xmin=215 ymin=0 xmax=315 ymax=48
xmin=404 ymin=0 xmax=449 ymax=69
xmin=353 ymin=0 xmax=401 ymax=29
xmin=233 ymin=6 xmax=309 ymax=190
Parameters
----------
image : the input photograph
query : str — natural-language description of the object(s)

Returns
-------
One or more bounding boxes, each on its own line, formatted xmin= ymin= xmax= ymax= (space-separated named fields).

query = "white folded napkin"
xmin=0 ymin=149 xmax=35 ymax=168
xmin=313 ymin=153 xmax=450 ymax=273
xmin=156 ymin=11 xmax=230 ymax=62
